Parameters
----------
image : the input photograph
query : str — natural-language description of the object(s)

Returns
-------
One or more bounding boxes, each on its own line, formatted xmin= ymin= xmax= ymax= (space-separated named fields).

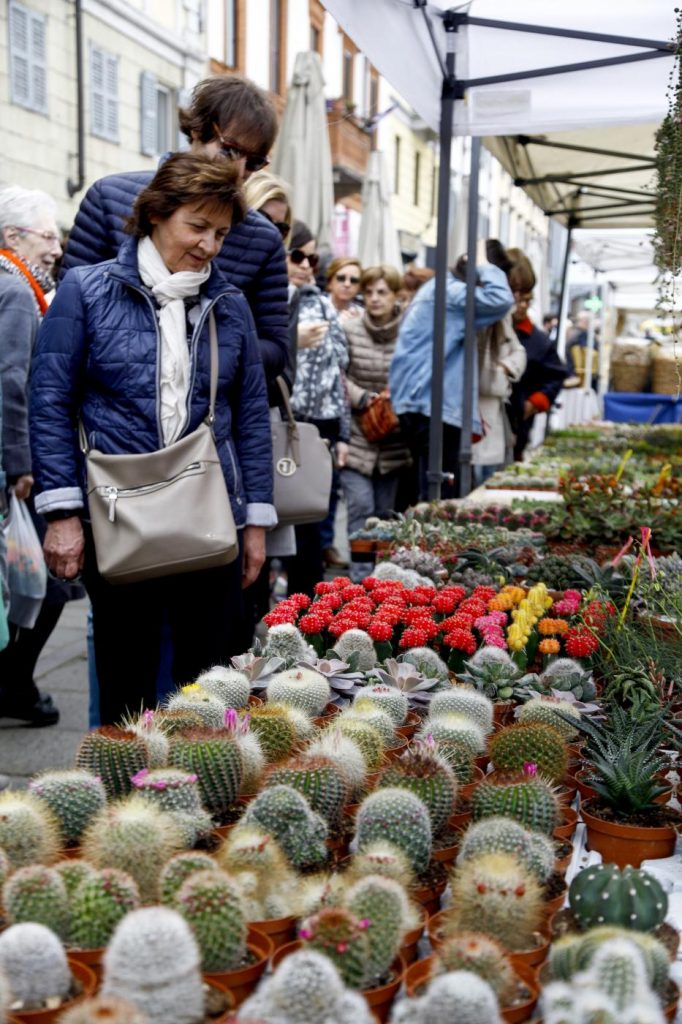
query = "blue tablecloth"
xmin=603 ymin=392 xmax=682 ymax=424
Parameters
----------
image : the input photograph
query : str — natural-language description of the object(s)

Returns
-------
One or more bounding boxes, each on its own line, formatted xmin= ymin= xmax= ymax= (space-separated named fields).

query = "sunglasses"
xmin=288 ymin=248 xmax=319 ymax=269
xmin=262 ymin=211 xmax=291 ymax=240
xmin=213 ymin=126 xmax=271 ymax=172
xmin=335 ymin=273 xmax=360 ymax=285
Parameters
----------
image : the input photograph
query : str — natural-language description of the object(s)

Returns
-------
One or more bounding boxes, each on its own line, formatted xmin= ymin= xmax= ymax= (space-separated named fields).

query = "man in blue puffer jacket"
xmin=60 ymin=75 xmax=288 ymax=391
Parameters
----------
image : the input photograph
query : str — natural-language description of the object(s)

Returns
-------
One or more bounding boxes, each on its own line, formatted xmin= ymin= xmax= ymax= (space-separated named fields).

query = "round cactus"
xmin=341 ymin=703 xmax=396 ymax=744
xmin=429 ymin=688 xmax=494 ymax=735
xmin=430 ymin=739 xmax=477 ymax=783
xmin=271 ymin=703 xmax=318 ymax=742
xmin=298 ymin=907 xmax=370 ymax=989
xmin=262 ymin=624 xmax=310 ymax=665
xmin=432 ymin=933 xmax=516 ymax=1004
xmin=69 ymin=868 xmax=140 ymax=950
xmin=28 ymin=770 xmax=107 ymax=845
xmin=216 ymin=825 xmax=298 ymax=921
xmin=130 ymin=767 xmax=212 ymax=844
xmin=58 ymin=995 xmax=149 ymax=1024
xmin=241 ymin=705 xmax=297 ymax=762
xmin=569 ymin=864 xmax=668 ymax=933
xmin=488 ymin=722 xmax=568 ymax=781
xmin=267 ymin=666 xmax=331 ymax=717
xmin=335 ymin=718 xmax=386 ymax=772
xmin=175 ymin=868 xmax=247 ymax=973
xmin=155 ymin=708 xmax=205 ymax=736
xmin=55 ymin=860 xmax=98 ymax=899
xmin=306 ymin=729 xmax=368 ymax=796
xmin=0 ymin=922 xmax=72 ymax=1007
xmin=334 ymin=629 xmax=377 ymax=671
xmin=243 ymin=784 xmax=328 ymax=869
xmin=124 ymin=711 xmax=170 ymax=768
xmin=0 ymin=790 xmax=60 ymax=868
xmin=457 ymin=817 xmax=555 ymax=883
xmin=539 ymin=657 xmax=597 ymax=701
xmin=353 ymin=685 xmax=408 ymax=726
xmin=76 ymin=727 xmax=151 ymax=799
xmin=419 ymin=714 xmax=486 ymax=755
xmin=2 ymin=865 xmax=70 ymax=939
xmin=549 ymin=926 xmax=670 ymax=995
xmin=168 ymin=729 xmax=244 ymax=816
xmin=394 ymin=970 xmax=503 ymax=1024
xmin=447 ymin=852 xmax=543 ymax=952
xmin=233 ymin=730 xmax=266 ymax=795
xmin=377 ymin=745 xmax=457 ymax=836
xmin=159 ymin=852 xmax=217 ymax=906
xmin=356 ymin=788 xmax=432 ymax=876
xmin=195 ymin=666 xmax=251 ymax=708
xmin=165 ymin=688 xmax=226 ymax=729
xmin=472 ymin=775 xmax=561 ymax=835
xmin=401 ymin=647 xmax=449 ymax=680
xmin=346 ymin=841 xmax=416 ymax=889
xmin=518 ymin=697 xmax=581 ymax=742
xmin=82 ymin=796 xmax=184 ymax=903
xmin=344 ymin=875 xmax=409 ymax=987
xmin=589 ymin=938 xmax=650 ymax=1012
xmin=266 ymin=755 xmax=349 ymax=826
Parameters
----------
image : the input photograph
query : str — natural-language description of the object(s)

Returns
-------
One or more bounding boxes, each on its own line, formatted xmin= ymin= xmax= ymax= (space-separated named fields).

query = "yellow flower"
xmin=181 ymin=683 xmax=201 ymax=693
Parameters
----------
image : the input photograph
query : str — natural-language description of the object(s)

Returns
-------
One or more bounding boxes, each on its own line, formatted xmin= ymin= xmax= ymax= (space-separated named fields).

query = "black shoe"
xmin=0 ymin=693 xmax=60 ymax=727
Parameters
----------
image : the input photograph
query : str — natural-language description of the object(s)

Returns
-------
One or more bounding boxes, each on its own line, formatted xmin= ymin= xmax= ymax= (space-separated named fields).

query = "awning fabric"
xmin=357 ymin=150 xmax=403 ymax=267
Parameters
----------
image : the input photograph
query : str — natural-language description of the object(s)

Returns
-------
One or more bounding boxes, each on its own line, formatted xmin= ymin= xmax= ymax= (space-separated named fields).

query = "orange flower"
xmin=501 ymin=586 xmax=526 ymax=604
xmin=488 ymin=594 xmax=514 ymax=612
xmin=538 ymin=618 xmax=569 ymax=636
xmin=539 ymin=638 xmax=561 ymax=655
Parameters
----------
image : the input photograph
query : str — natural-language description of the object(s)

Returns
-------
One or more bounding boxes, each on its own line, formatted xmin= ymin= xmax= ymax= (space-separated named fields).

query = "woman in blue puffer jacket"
xmin=29 ymin=154 xmax=274 ymax=724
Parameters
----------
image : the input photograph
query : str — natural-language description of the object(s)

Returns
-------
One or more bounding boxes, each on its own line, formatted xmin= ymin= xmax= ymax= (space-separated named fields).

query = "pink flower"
xmin=299 ymin=928 xmax=312 ymax=940
xmin=224 ymin=708 xmax=238 ymax=731
xmin=358 ymin=918 xmax=371 ymax=930
xmin=142 ymin=709 xmax=155 ymax=728
xmin=336 ymin=942 xmax=348 ymax=953
xmin=523 ymin=762 xmax=538 ymax=776
xmin=130 ymin=769 xmax=150 ymax=786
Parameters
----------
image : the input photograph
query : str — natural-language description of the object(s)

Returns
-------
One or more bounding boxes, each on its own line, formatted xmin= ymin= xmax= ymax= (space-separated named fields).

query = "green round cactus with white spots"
xmin=354 ymin=685 xmax=408 ymax=726
xmin=69 ymin=868 xmax=140 ymax=950
xmin=267 ymin=667 xmax=331 ymax=717
xmin=76 ymin=727 xmax=151 ymax=799
xmin=518 ymin=697 xmax=581 ymax=742
xmin=569 ymin=864 xmax=668 ymax=932
xmin=2 ymin=864 xmax=70 ymax=939
xmin=472 ymin=775 xmax=561 ymax=835
xmin=28 ymin=770 xmax=107 ymax=845
xmin=342 ymin=703 xmax=396 ymax=744
xmin=165 ymin=688 xmax=226 ymax=729
xmin=489 ymin=722 xmax=568 ymax=782
xmin=175 ymin=868 xmax=247 ymax=973
xmin=195 ymin=666 xmax=251 ymax=709
xmin=402 ymin=648 xmax=449 ymax=681
xmin=457 ymin=817 xmax=555 ymax=883
xmin=429 ymin=688 xmax=494 ymax=735
xmin=159 ymin=852 xmax=216 ymax=906
xmin=377 ymin=745 xmax=457 ymax=836
xmin=243 ymin=784 xmax=328 ymax=870
xmin=419 ymin=714 xmax=486 ymax=755
xmin=356 ymin=788 xmax=432 ymax=876
xmin=334 ymin=719 xmax=385 ymax=771
xmin=549 ymin=926 xmax=670 ymax=994
xmin=266 ymin=755 xmax=349 ymax=826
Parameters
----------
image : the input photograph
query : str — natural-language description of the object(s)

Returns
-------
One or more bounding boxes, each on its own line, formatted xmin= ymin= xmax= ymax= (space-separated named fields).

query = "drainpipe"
xmin=67 ymin=0 xmax=85 ymax=197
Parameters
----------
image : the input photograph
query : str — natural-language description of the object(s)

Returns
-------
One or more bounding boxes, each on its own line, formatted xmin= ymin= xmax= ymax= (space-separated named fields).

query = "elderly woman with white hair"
xmin=0 ymin=185 xmax=64 ymax=727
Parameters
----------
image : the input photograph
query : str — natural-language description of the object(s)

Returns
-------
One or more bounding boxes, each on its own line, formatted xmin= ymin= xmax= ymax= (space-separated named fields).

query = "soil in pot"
xmin=411 ymin=861 xmax=447 ymax=916
xmin=581 ymin=799 xmax=681 ymax=868
xmin=9 ymin=960 xmax=97 ymax=1023
xmin=203 ymin=928 xmax=273 ymax=1007
xmin=431 ymin=826 xmax=462 ymax=866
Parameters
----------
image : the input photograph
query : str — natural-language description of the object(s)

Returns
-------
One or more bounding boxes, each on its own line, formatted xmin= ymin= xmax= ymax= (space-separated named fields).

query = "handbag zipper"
xmin=99 ymin=462 xmax=203 ymax=523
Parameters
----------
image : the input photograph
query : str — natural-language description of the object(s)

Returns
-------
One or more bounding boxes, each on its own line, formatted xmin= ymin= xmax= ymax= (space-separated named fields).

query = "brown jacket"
xmin=344 ymin=311 xmax=411 ymax=477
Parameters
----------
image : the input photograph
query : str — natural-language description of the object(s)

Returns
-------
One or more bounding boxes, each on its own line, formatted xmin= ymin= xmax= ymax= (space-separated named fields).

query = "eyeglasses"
xmin=288 ymin=248 xmax=319 ymax=269
xmin=213 ymin=125 xmax=270 ymax=172
xmin=14 ymin=226 xmax=61 ymax=244
xmin=262 ymin=211 xmax=291 ymax=240
xmin=335 ymin=273 xmax=360 ymax=285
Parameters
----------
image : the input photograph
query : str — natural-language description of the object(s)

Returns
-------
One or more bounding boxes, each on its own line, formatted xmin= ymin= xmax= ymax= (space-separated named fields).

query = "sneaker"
xmin=0 ymin=693 xmax=60 ymax=727
xmin=323 ymin=547 xmax=350 ymax=569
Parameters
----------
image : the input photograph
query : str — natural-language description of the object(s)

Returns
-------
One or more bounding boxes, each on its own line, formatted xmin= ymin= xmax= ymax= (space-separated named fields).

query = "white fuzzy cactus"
xmin=334 ymin=629 xmax=377 ymax=671
xmin=263 ymin=624 xmax=310 ymax=665
xmin=164 ymin=689 xmax=226 ymax=728
xmin=305 ymin=729 xmax=368 ymax=795
xmin=267 ymin=667 xmax=331 ymax=716
xmin=195 ymin=666 xmax=251 ymax=708
xmin=0 ymin=923 xmax=71 ymax=1007
xmin=390 ymin=970 xmax=503 ymax=1024
xmin=429 ymin=688 xmax=494 ymax=735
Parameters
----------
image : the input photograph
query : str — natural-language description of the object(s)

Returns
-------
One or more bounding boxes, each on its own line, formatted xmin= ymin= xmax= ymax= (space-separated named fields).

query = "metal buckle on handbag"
xmin=96 ymin=461 xmax=205 ymax=521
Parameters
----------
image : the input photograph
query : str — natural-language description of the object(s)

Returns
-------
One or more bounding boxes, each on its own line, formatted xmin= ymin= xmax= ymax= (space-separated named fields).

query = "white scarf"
xmin=137 ymin=235 xmax=211 ymax=446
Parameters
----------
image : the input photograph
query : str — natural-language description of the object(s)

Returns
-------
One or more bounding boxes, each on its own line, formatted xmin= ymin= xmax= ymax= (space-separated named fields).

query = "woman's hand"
xmin=242 ymin=525 xmax=266 ymax=589
xmin=298 ymin=320 xmax=328 ymax=350
xmin=44 ymin=517 xmax=85 ymax=580
xmin=336 ymin=441 xmax=349 ymax=469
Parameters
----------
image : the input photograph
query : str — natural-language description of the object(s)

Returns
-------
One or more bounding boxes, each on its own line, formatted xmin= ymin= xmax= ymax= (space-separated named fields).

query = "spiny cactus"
xmin=334 ymin=718 xmax=386 ymax=772
xmin=518 ymin=696 xmax=581 ymax=742
xmin=267 ymin=667 xmax=331 ymax=717
xmin=102 ymin=907 xmax=204 ymax=1024
xmin=590 ymin=938 xmax=651 ymax=1012
xmin=390 ymin=970 xmax=503 ymax=1024
xmin=344 ymin=875 xmax=408 ymax=987
xmin=58 ymin=995 xmax=149 ymax=1024
xmin=549 ymin=926 xmax=670 ymax=994
xmin=266 ymin=755 xmax=349 ymax=826
xmin=2 ymin=865 xmax=69 ymax=939
xmin=377 ymin=745 xmax=457 ymax=836
xmin=0 ymin=966 xmax=9 ymax=1024
xmin=130 ymin=767 xmax=212 ymax=845
xmin=215 ymin=825 xmax=299 ymax=920
xmin=0 ymin=790 xmax=60 ymax=868
xmin=69 ymin=868 xmax=140 ymax=950
xmin=539 ymin=657 xmax=597 ymax=701
xmin=155 ymin=708 xmax=205 ymax=736
xmin=270 ymin=702 xmax=318 ymax=742
xmin=28 ymin=769 xmax=107 ymax=845
xmin=432 ymin=933 xmax=517 ymax=1004
xmin=345 ymin=841 xmax=416 ymax=889
xmin=459 ymin=646 xmax=524 ymax=701
xmin=457 ymin=817 xmax=555 ymax=883
xmin=0 ymin=847 xmax=9 ymax=892
xmin=55 ymin=860 xmax=97 ymax=899
xmin=472 ymin=774 xmax=561 ymax=835
xmin=569 ymin=864 xmax=668 ymax=933
xmin=233 ymin=729 xmax=266 ymax=795
xmin=82 ymin=796 xmax=183 ymax=903
xmin=243 ymin=784 xmax=328 ymax=869
xmin=76 ymin=727 xmax=151 ymax=799
xmin=263 ymin=624 xmax=310 ymax=665
xmin=447 ymin=852 xmax=544 ymax=952
xmin=356 ymin=788 xmax=432 ymax=876
xmin=354 ymin=684 xmax=409 ymax=726
xmin=334 ymin=629 xmax=377 ymax=671
xmin=429 ymin=688 xmax=494 ymax=735
xmin=540 ymin=982 xmax=665 ymax=1024
xmin=242 ymin=705 xmax=297 ymax=762
xmin=306 ymin=729 xmax=368 ymax=796
xmin=165 ymin=687 xmax=227 ymax=729
xmin=123 ymin=710 xmax=170 ymax=768
xmin=168 ymin=729 xmax=244 ymax=816
xmin=430 ymin=739 xmax=477 ymax=784
xmin=0 ymin=922 xmax=71 ymax=1008
xmin=175 ymin=868 xmax=247 ymax=973
xmin=488 ymin=722 xmax=568 ymax=781
xmin=402 ymin=647 xmax=449 ymax=680
xmin=195 ymin=665 xmax=250 ymax=708
xmin=298 ymin=906 xmax=370 ymax=988
xmin=419 ymin=713 xmax=486 ymax=755
xmin=159 ymin=852 xmax=216 ymax=906
xmin=341 ymin=703 xmax=396 ymax=744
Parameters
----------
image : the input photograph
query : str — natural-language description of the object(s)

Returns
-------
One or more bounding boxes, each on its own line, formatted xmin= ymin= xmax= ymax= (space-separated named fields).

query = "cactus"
xmin=539 ymin=657 xmax=597 ymax=701
xmin=472 ymin=774 xmax=561 ymax=835
xmin=123 ymin=710 xmax=170 ymax=768
xmin=0 ymin=847 xmax=9 ymax=892
xmin=0 ymin=791 xmax=60 ymax=868
xmin=58 ymin=995 xmax=149 ymax=1024
xmin=266 ymin=755 xmax=349 ymax=826
xmin=243 ymin=784 xmax=328 ymax=869
xmin=298 ymin=906 xmax=370 ymax=988
xmin=215 ymin=825 xmax=299 ymax=920
xmin=55 ymin=860 xmax=98 ymax=899
xmin=334 ymin=718 xmax=386 ymax=772
xmin=569 ymin=864 xmax=668 ymax=932
xmin=401 ymin=647 xmax=449 ymax=681
xmin=377 ymin=745 xmax=457 ymax=836
xmin=168 ymin=729 xmax=244 ymax=816
xmin=590 ymin=938 xmax=650 ymax=1012
xmin=2 ymin=865 xmax=70 ymax=939
xmin=236 ymin=948 xmax=375 ymax=1024
xmin=356 ymin=788 xmax=432 ymax=876
xmin=159 ymin=852 xmax=216 ymax=906
xmin=344 ymin=875 xmax=408 ymax=987
xmin=82 ymin=796 xmax=183 ymax=903
xmin=334 ymin=629 xmax=377 ymax=671
xmin=165 ymin=688 xmax=227 ymax=729
xmin=457 ymin=817 xmax=555 ymax=883
xmin=241 ymin=705 xmax=297 ymax=762
xmin=0 ymin=922 xmax=71 ymax=1008
xmin=233 ymin=730 xmax=266 ymax=795
xmin=0 ymin=967 xmax=9 ymax=1024
xmin=341 ymin=703 xmax=396 ymax=744
xmin=419 ymin=713 xmax=486 ymax=755
xmin=549 ymin=926 xmax=670 ymax=994
xmin=355 ymin=685 xmax=409 ymax=725
xmin=195 ymin=665 xmax=251 ymax=708
xmin=345 ymin=841 xmax=416 ymax=889
xmin=271 ymin=702 xmax=318 ymax=742
xmin=390 ymin=970 xmax=503 ymax=1024
xmin=459 ymin=646 xmax=524 ymax=701
xmin=267 ymin=666 xmax=331 ymax=717
xmin=540 ymin=982 xmax=665 ymax=1024
xmin=263 ymin=624 xmax=310 ymax=665
xmin=447 ymin=852 xmax=543 ymax=952
xmin=69 ymin=868 xmax=140 ymax=950
xmin=155 ymin=708 xmax=205 ymax=736
xmin=518 ymin=697 xmax=581 ymax=742
xmin=76 ymin=727 xmax=151 ymax=799
xmin=429 ymin=688 xmax=494 ymax=735
xmin=102 ymin=907 xmax=204 ymax=1024
xmin=432 ymin=933 xmax=516 ymax=1004
xmin=130 ymin=767 xmax=212 ymax=845
xmin=430 ymin=739 xmax=477 ymax=784
xmin=488 ymin=722 xmax=568 ymax=782
xmin=28 ymin=770 xmax=107 ymax=845
xmin=306 ymin=729 xmax=368 ymax=796
xmin=175 ymin=868 xmax=247 ymax=972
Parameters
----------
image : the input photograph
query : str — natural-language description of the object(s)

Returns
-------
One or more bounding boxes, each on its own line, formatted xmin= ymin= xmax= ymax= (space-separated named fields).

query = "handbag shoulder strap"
xmin=275 ymin=376 xmax=301 ymax=466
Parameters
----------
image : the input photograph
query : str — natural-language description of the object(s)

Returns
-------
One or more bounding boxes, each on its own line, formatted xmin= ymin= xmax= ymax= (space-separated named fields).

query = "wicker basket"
xmin=652 ymin=345 xmax=682 ymax=395
xmin=610 ymin=339 xmax=651 ymax=393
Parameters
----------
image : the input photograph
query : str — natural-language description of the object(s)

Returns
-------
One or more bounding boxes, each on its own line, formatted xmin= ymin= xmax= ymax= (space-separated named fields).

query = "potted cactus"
xmin=390 ymin=970 xmax=503 ymax=1024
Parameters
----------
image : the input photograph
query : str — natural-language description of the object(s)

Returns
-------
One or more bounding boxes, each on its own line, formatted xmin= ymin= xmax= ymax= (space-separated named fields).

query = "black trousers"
xmin=399 ymin=412 xmax=461 ymax=501
xmin=0 ymin=603 xmax=64 ymax=706
xmin=82 ymin=525 xmax=245 ymax=725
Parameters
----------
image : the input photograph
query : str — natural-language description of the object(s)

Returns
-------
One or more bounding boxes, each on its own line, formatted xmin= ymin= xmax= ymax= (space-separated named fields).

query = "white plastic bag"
xmin=6 ymin=494 xmax=47 ymax=629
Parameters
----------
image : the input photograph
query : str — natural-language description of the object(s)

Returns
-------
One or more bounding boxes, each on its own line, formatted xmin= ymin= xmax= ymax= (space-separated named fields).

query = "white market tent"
xmin=321 ymin=0 xmax=676 ymax=496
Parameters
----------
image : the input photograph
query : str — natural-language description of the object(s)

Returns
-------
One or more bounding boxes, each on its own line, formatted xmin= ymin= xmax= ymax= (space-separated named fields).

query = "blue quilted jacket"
xmin=30 ymin=237 xmax=274 ymax=530
xmin=60 ymin=169 xmax=289 ymax=384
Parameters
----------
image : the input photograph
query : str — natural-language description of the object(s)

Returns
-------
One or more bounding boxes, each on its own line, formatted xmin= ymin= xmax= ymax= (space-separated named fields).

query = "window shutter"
xmin=9 ymin=3 xmax=31 ymax=105
xmin=90 ymin=44 xmax=104 ymax=136
xmin=140 ymin=71 xmax=158 ymax=156
xmin=105 ymin=54 xmax=118 ymax=141
xmin=30 ymin=13 xmax=47 ymax=112
xmin=90 ymin=43 xmax=118 ymax=142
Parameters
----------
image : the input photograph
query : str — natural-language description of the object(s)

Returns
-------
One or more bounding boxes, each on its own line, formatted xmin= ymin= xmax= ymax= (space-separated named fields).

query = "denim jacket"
xmin=389 ymin=265 xmax=514 ymax=432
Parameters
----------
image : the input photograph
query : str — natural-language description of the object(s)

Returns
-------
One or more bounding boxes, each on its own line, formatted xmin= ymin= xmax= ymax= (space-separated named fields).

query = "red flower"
xmin=407 ymin=587 xmax=436 ymax=607
xmin=262 ymin=608 xmax=297 ymax=627
xmin=363 ymin=577 xmax=378 ymax=590
xmin=443 ymin=628 xmax=477 ymax=654
xmin=298 ymin=613 xmax=327 ymax=635
xmin=583 ymin=599 xmax=617 ymax=629
xmin=317 ymin=592 xmax=343 ymax=611
xmin=328 ymin=618 xmax=356 ymax=638
xmin=471 ymin=585 xmax=497 ymax=603
xmin=288 ymin=593 xmax=311 ymax=610
xmin=314 ymin=581 xmax=336 ymax=596
xmin=564 ymin=627 xmax=599 ymax=658
xmin=341 ymin=584 xmax=366 ymax=602
xmin=459 ymin=599 xmax=487 ymax=618
xmin=332 ymin=576 xmax=352 ymax=589
xmin=432 ymin=592 xmax=459 ymax=614
xmin=399 ymin=627 xmax=429 ymax=649
xmin=368 ymin=620 xmax=393 ymax=642
xmin=401 ymin=607 xmax=434 ymax=626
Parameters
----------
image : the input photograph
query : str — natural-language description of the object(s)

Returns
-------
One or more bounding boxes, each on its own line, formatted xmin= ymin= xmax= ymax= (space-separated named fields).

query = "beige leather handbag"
xmin=271 ymin=377 xmax=333 ymax=526
xmin=81 ymin=313 xmax=238 ymax=585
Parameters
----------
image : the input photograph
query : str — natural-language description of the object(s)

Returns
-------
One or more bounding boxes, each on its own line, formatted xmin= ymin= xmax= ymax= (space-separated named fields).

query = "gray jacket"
xmin=0 ymin=270 xmax=36 ymax=482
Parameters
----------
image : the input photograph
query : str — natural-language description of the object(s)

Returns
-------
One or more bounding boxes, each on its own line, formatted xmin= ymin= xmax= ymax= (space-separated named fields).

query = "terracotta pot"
xmin=432 ymin=836 xmax=459 ymax=867
xmin=361 ymin=954 xmax=405 ymax=1022
xmin=557 ymin=782 xmax=577 ymax=806
xmin=351 ymin=539 xmax=376 ymax=554
xmin=412 ymin=876 xmax=447 ymax=916
xmin=212 ymin=823 xmax=235 ymax=843
xmin=581 ymin=799 xmax=677 ymax=869
xmin=10 ymin=960 xmax=97 ymax=1023
xmin=458 ymin=765 xmax=486 ymax=802
xmin=664 ymin=980 xmax=680 ymax=1023
xmin=247 ymin=694 xmax=262 ymax=706
xmin=541 ymin=886 xmax=567 ymax=921
xmin=58 ymin=845 xmax=82 ymax=861
xmin=448 ymin=808 xmax=472 ymax=831
xmin=271 ymin=938 xmax=303 ymax=971
xmin=385 ymin=737 xmax=408 ymax=762
xmin=203 ymin=978 xmax=235 ymax=1023
xmin=249 ymin=914 xmax=297 ymax=953
xmin=475 ymin=754 xmax=490 ymax=773
xmin=553 ymin=807 xmax=578 ymax=841
xmin=426 ymin=909 xmax=448 ymax=950
xmin=404 ymin=953 xmax=437 ymax=997
xmin=204 ymin=927 xmax=273 ymax=1007
xmin=396 ymin=710 xmax=421 ymax=740
xmin=554 ymin=844 xmax=573 ymax=876
xmin=67 ymin=946 xmax=104 ymax=982
xmin=493 ymin=702 xmax=516 ymax=726
xmin=508 ymin=930 xmax=551 ymax=969
xmin=404 ymin=955 xmax=538 ymax=1023
xmin=399 ymin=909 xmax=427 ymax=965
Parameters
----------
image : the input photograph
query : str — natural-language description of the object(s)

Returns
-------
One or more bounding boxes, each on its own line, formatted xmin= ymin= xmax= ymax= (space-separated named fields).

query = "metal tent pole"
xmin=458 ymin=136 xmax=482 ymax=497
xmin=584 ymin=267 xmax=598 ymax=393
xmin=555 ymin=217 xmax=575 ymax=359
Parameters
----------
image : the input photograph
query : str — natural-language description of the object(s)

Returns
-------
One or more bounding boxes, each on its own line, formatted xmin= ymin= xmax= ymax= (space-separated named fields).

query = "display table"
xmin=604 ymin=392 xmax=682 ymax=424
xmin=528 ymin=387 xmax=601 ymax=448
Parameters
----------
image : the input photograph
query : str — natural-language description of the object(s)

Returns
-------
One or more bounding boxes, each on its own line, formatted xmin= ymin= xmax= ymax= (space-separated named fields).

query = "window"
xmin=394 ymin=135 xmax=401 ymax=195
xmin=90 ymin=43 xmax=119 ymax=142
xmin=430 ymin=161 xmax=437 ymax=217
xmin=8 ymin=1 xmax=47 ymax=114
xmin=140 ymin=72 xmax=174 ymax=157
xmin=309 ymin=0 xmax=324 ymax=56
xmin=270 ymin=0 xmax=286 ymax=94
xmin=369 ymin=70 xmax=379 ymax=119
xmin=225 ymin=0 xmax=238 ymax=67
xmin=413 ymin=152 xmax=421 ymax=207
xmin=343 ymin=48 xmax=353 ymax=102
xmin=498 ymin=202 xmax=510 ymax=245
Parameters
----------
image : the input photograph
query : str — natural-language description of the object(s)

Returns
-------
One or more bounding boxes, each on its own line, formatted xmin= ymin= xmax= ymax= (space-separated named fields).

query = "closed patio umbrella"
xmin=358 ymin=149 xmax=402 ymax=268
